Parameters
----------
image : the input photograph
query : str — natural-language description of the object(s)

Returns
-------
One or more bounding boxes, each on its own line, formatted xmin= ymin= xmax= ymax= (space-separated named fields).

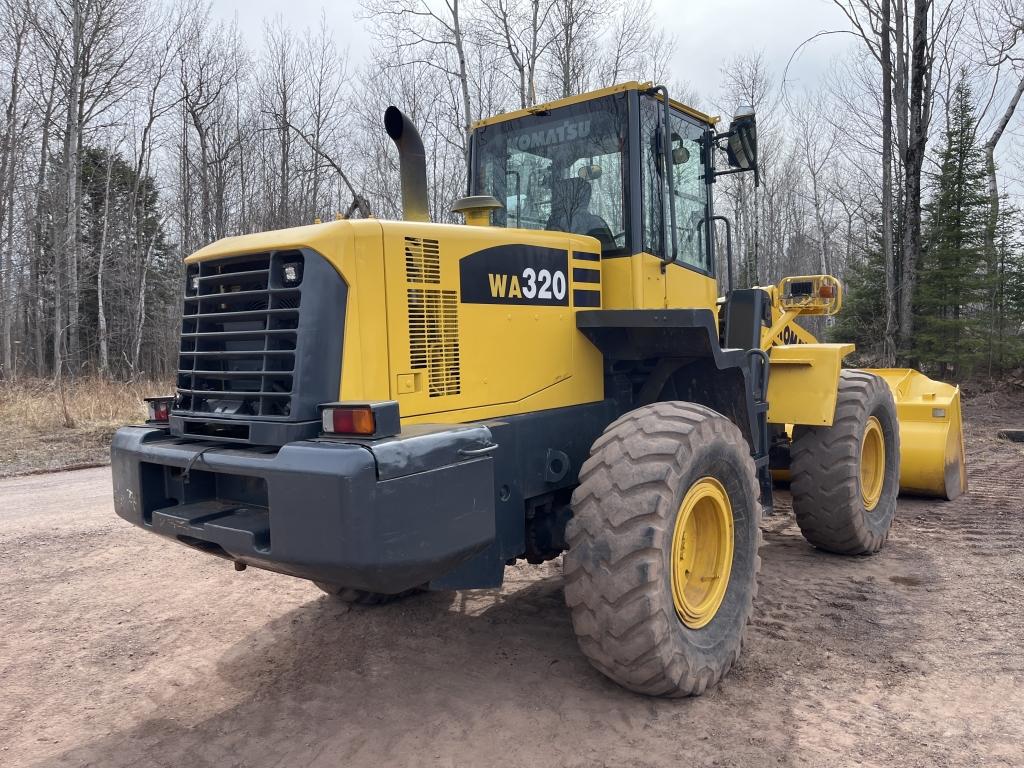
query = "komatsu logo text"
xmin=512 ymin=120 xmax=592 ymax=151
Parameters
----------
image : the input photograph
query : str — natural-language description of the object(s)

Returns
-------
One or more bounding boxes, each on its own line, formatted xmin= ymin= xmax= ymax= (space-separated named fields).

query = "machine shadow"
xmin=43 ymin=573 xmax=649 ymax=768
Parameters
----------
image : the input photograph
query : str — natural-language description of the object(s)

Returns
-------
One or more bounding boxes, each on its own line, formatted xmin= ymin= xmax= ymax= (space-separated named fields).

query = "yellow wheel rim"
xmin=670 ymin=477 xmax=734 ymax=629
xmin=861 ymin=416 xmax=885 ymax=511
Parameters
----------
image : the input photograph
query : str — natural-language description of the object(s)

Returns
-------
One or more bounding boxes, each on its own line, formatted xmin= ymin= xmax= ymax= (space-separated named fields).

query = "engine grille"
xmin=177 ymin=251 xmax=303 ymax=419
xmin=404 ymin=236 xmax=441 ymax=283
xmin=404 ymin=236 xmax=460 ymax=398
xmin=408 ymin=288 xmax=461 ymax=397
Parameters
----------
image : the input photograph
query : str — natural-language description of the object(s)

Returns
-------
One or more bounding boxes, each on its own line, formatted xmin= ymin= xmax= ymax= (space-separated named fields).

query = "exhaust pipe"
xmin=384 ymin=106 xmax=430 ymax=222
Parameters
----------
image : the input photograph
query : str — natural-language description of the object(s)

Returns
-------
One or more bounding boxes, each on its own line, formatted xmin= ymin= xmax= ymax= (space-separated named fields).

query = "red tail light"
xmin=145 ymin=396 xmax=174 ymax=424
xmin=318 ymin=401 xmax=401 ymax=439
xmin=322 ymin=406 xmax=376 ymax=436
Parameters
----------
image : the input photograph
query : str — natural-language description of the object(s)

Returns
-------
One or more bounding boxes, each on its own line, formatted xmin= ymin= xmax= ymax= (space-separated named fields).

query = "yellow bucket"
xmin=863 ymin=368 xmax=967 ymax=500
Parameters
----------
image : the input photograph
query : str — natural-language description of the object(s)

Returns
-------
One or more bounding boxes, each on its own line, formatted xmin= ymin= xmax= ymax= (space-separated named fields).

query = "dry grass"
xmin=0 ymin=377 xmax=173 ymax=477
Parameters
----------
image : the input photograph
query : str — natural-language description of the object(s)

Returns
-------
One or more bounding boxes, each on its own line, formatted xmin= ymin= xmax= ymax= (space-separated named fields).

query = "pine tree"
xmin=915 ymin=76 xmax=990 ymax=378
xmin=992 ymin=202 xmax=1024 ymax=372
xmin=829 ymin=224 xmax=887 ymax=363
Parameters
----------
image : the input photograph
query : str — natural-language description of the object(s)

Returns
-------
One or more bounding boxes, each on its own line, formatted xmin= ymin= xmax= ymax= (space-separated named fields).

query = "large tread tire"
xmin=790 ymin=369 xmax=900 ymax=555
xmin=563 ymin=402 xmax=762 ymax=697
xmin=313 ymin=583 xmax=424 ymax=605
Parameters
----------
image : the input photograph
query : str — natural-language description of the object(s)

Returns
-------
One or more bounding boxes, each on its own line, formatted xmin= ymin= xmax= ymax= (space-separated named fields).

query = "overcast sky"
xmin=216 ymin=0 xmax=851 ymax=110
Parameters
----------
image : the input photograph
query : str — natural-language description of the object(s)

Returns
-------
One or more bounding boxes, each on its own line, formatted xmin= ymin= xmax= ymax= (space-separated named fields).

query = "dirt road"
xmin=2 ymin=399 xmax=1023 ymax=768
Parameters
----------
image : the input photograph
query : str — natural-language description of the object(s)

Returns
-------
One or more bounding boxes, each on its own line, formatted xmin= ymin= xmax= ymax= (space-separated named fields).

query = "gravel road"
xmin=2 ymin=400 xmax=1022 ymax=768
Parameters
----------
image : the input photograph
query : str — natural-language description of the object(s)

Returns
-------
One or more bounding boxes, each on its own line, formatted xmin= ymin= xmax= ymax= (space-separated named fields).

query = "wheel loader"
xmin=111 ymin=81 xmax=966 ymax=696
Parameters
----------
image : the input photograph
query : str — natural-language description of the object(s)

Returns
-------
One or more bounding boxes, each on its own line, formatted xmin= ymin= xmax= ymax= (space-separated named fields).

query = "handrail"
xmin=651 ymin=85 xmax=678 ymax=271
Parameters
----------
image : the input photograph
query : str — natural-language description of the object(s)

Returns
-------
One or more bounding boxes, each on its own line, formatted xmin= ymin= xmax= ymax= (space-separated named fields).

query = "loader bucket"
xmin=863 ymin=368 xmax=967 ymax=500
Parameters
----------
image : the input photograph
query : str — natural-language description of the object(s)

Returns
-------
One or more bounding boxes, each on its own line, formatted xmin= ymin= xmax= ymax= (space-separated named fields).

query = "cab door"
xmin=639 ymin=99 xmax=719 ymax=313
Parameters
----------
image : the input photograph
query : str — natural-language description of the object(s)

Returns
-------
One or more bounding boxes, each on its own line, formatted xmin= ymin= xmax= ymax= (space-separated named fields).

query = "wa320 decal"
xmin=488 ymin=268 xmax=567 ymax=302
xmin=460 ymin=244 xmax=570 ymax=306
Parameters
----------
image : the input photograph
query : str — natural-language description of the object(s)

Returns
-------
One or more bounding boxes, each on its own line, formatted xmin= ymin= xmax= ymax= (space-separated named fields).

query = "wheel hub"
xmin=860 ymin=416 xmax=885 ymax=510
xmin=670 ymin=477 xmax=734 ymax=629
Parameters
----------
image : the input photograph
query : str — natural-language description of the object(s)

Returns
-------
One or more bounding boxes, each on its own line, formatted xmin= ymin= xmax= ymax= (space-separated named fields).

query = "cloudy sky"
xmin=216 ymin=0 xmax=850 ymax=106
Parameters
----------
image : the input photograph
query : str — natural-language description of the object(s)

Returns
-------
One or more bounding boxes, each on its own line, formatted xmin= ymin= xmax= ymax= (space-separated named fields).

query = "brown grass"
xmin=0 ymin=377 xmax=174 ymax=478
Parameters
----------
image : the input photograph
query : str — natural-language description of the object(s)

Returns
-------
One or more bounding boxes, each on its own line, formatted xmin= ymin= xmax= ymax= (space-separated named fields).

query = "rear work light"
xmin=145 ymin=396 xmax=175 ymax=424
xmin=281 ymin=259 xmax=303 ymax=286
xmin=319 ymin=401 xmax=401 ymax=439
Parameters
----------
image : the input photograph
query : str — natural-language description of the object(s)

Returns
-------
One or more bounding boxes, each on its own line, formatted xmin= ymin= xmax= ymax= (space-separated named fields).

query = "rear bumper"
xmin=111 ymin=424 xmax=496 ymax=593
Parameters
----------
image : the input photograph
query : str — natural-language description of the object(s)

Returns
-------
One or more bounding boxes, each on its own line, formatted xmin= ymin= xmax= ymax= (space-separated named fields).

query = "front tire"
xmin=563 ymin=402 xmax=762 ymax=697
xmin=789 ymin=369 xmax=900 ymax=554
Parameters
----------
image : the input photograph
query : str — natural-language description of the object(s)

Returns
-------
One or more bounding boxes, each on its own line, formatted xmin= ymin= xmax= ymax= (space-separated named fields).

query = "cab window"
xmin=641 ymin=100 xmax=712 ymax=272
xmin=472 ymin=94 xmax=630 ymax=255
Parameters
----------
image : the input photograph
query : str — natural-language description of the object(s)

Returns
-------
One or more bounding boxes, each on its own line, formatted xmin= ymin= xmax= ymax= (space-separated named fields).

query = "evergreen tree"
xmin=76 ymin=147 xmax=177 ymax=377
xmin=992 ymin=202 xmax=1024 ymax=372
xmin=829 ymin=224 xmax=887 ymax=363
xmin=915 ymin=76 xmax=990 ymax=378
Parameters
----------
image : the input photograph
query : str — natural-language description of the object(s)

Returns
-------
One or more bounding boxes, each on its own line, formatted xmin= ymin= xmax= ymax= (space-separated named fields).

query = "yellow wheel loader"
xmin=111 ymin=81 xmax=966 ymax=697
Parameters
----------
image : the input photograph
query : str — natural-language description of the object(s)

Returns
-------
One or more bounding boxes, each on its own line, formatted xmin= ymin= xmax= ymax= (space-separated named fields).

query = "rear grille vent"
xmin=405 ymin=236 xmax=459 ymax=397
xmin=404 ymin=237 xmax=441 ymax=284
xmin=407 ymin=288 xmax=460 ymax=397
xmin=177 ymin=251 xmax=302 ymax=418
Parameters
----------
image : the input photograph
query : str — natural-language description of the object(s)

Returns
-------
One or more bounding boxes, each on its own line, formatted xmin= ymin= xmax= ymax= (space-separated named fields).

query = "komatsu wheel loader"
xmin=111 ymin=82 xmax=966 ymax=697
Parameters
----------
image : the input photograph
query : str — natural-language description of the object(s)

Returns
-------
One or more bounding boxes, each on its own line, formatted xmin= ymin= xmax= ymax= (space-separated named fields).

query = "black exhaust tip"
xmin=383 ymin=106 xmax=404 ymax=141
xmin=384 ymin=106 xmax=430 ymax=223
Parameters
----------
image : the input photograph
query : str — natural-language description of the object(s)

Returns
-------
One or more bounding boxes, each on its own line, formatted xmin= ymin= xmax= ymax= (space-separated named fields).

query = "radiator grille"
xmin=406 ymin=236 xmax=459 ymax=397
xmin=176 ymin=251 xmax=303 ymax=418
xmin=407 ymin=283 xmax=460 ymax=397
xmin=404 ymin=237 xmax=441 ymax=284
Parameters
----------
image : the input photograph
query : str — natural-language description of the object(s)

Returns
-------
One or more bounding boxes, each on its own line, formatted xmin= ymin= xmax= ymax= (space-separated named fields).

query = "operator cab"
xmin=469 ymin=82 xmax=754 ymax=278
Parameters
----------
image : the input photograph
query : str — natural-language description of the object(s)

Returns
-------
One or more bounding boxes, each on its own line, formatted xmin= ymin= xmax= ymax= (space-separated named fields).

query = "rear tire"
xmin=790 ymin=369 xmax=900 ymax=554
xmin=564 ymin=402 xmax=762 ymax=697
xmin=314 ymin=583 xmax=424 ymax=605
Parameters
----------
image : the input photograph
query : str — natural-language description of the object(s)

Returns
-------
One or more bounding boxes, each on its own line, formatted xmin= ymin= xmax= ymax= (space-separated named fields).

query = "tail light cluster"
xmin=318 ymin=401 xmax=401 ymax=439
xmin=145 ymin=396 xmax=175 ymax=424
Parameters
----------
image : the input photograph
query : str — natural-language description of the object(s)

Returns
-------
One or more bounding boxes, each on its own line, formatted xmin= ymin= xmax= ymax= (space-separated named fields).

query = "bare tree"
xmin=880 ymin=0 xmax=898 ymax=361
xmin=596 ymin=0 xmax=674 ymax=89
xmin=94 ymin=144 xmax=114 ymax=373
xmin=0 ymin=0 xmax=31 ymax=378
xmin=178 ymin=10 xmax=245 ymax=248
xmin=478 ymin=0 xmax=556 ymax=108
xmin=546 ymin=0 xmax=605 ymax=98
xmin=260 ymin=17 xmax=300 ymax=228
xmin=973 ymin=0 xmax=1024 ymax=265
xmin=363 ymin=0 xmax=475 ymax=157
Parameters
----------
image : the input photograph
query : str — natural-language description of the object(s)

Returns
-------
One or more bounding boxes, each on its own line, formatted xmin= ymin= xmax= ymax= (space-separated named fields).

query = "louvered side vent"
xmin=406 ymin=237 xmax=460 ymax=397
xmin=404 ymin=237 xmax=441 ymax=283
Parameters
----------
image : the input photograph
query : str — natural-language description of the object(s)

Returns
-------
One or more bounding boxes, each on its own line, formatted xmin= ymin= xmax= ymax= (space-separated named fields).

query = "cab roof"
xmin=471 ymin=81 xmax=719 ymax=131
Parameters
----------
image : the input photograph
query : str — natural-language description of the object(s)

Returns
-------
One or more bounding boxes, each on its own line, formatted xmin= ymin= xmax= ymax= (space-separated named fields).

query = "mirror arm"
xmin=650 ymin=85 xmax=678 ymax=272
xmin=712 ymin=167 xmax=749 ymax=178
xmin=709 ymin=165 xmax=761 ymax=186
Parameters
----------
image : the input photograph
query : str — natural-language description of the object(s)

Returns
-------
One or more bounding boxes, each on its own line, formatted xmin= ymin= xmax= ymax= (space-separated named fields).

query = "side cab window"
xmin=640 ymin=100 xmax=712 ymax=273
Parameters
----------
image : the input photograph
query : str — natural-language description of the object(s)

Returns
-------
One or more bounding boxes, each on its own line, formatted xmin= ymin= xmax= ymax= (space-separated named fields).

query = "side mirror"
xmin=672 ymin=145 xmax=690 ymax=165
xmin=726 ymin=105 xmax=757 ymax=174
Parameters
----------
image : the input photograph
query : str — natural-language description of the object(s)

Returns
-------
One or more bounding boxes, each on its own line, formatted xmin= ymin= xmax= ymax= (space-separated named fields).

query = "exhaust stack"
xmin=384 ymin=106 xmax=430 ymax=222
